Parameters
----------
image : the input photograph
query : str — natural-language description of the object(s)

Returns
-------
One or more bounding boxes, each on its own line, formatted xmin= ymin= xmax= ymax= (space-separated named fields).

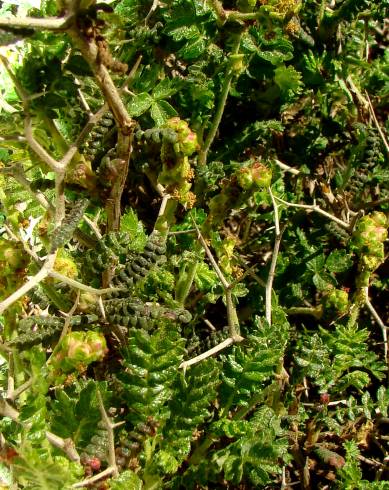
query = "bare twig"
xmin=364 ymin=287 xmax=388 ymax=364
xmin=72 ymin=467 xmax=116 ymax=488
xmin=269 ymin=187 xmax=280 ymax=236
xmin=83 ymin=214 xmax=102 ymax=240
xmin=0 ymin=252 xmax=57 ymax=315
xmin=274 ymin=196 xmax=350 ymax=229
xmin=365 ymin=91 xmax=389 ymax=154
xmin=59 ymin=291 xmax=80 ymax=342
xmin=6 ymin=353 xmax=14 ymax=400
xmin=0 ymin=15 xmax=72 ymax=30
xmin=48 ymin=271 xmax=123 ymax=296
xmin=8 ymin=379 xmax=33 ymax=402
xmin=144 ymin=0 xmax=161 ymax=24
xmin=45 ymin=431 xmax=80 ymax=462
xmin=274 ymin=159 xmax=300 ymax=175
xmin=96 ymin=389 xmax=118 ymax=477
xmin=179 ymin=337 xmax=242 ymax=370
xmin=266 ymin=191 xmax=284 ymax=325
xmin=180 ymin=222 xmax=243 ymax=369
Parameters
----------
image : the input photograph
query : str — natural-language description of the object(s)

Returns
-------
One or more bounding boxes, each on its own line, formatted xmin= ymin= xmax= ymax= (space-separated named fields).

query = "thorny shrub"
xmin=0 ymin=0 xmax=388 ymax=488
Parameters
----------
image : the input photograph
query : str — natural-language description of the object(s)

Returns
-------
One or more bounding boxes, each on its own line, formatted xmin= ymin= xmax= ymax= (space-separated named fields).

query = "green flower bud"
xmin=179 ymin=131 xmax=198 ymax=156
xmin=251 ymin=162 xmax=272 ymax=188
xmin=236 ymin=167 xmax=253 ymax=190
xmin=236 ymin=162 xmax=272 ymax=190
xmin=166 ymin=117 xmax=189 ymax=134
xmin=323 ymin=289 xmax=349 ymax=314
xmin=54 ymin=256 xmax=78 ymax=279
xmin=361 ymin=253 xmax=383 ymax=272
xmin=52 ymin=331 xmax=107 ymax=373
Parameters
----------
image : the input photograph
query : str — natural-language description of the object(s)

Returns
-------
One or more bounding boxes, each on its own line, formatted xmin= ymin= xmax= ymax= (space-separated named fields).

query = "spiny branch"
xmin=180 ymin=222 xmax=243 ymax=370
xmin=275 ymin=196 xmax=351 ymax=229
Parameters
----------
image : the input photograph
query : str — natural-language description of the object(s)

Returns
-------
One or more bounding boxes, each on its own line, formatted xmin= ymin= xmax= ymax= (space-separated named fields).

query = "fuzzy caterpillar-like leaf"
xmin=325 ymin=221 xmax=350 ymax=244
xmin=126 ymin=22 xmax=162 ymax=45
xmin=110 ymin=230 xmax=167 ymax=292
xmin=79 ymin=112 xmax=115 ymax=162
xmin=8 ymin=313 xmax=99 ymax=349
xmin=51 ymin=199 xmax=89 ymax=252
xmin=104 ymin=298 xmax=191 ymax=330
xmin=186 ymin=326 xmax=230 ymax=358
xmin=135 ymin=126 xmax=178 ymax=145
xmin=81 ymin=421 xmax=109 ymax=462
xmin=9 ymin=316 xmax=64 ymax=349
xmin=345 ymin=127 xmax=385 ymax=207
xmin=82 ymin=231 xmax=135 ymax=284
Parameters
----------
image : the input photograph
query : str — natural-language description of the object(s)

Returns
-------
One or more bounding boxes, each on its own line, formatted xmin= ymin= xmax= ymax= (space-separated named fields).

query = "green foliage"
xmin=162 ymin=358 xmax=220 ymax=464
xmin=119 ymin=327 xmax=186 ymax=427
xmin=0 ymin=0 xmax=388 ymax=487
xmin=295 ymin=323 xmax=386 ymax=394
xmin=12 ymin=444 xmax=83 ymax=490
xmin=49 ymin=382 xmax=103 ymax=449
xmin=220 ymin=313 xmax=289 ymax=411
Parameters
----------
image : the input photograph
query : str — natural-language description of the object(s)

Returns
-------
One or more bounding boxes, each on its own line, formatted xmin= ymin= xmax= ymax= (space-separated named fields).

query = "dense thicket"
xmin=0 ymin=0 xmax=388 ymax=488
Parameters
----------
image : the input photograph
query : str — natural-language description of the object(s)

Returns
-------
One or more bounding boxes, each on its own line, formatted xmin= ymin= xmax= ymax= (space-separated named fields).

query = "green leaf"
xmin=152 ymin=78 xmax=179 ymax=100
xmin=109 ymin=470 xmax=143 ymax=490
xmin=120 ymin=208 xmax=147 ymax=249
xmin=257 ymin=50 xmax=293 ymax=65
xmin=325 ymin=249 xmax=353 ymax=273
xmin=274 ymin=65 xmax=303 ymax=93
xmin=12 ymin=443 xmax=83 ymax=490
xmin=127 ymin=93 xmax=154 ymax=117
xmin=49 ymin=382 xmax=102 ymax=448
xmin=169 ymin=24 xmax=199 ymax=42
xmin=178 ymin=36 xmax=206 ymax=60
xmin=150 ymin=100 xmax=178 ymax=126
xmin=313 ymin=271 xmax=337 ymax=291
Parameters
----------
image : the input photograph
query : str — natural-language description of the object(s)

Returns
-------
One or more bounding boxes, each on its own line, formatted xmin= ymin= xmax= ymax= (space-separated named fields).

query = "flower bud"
xmin=323 ymin=289 xmax=349 ymax=314
xmin=52 ymin=331 xmax=107 ymax=373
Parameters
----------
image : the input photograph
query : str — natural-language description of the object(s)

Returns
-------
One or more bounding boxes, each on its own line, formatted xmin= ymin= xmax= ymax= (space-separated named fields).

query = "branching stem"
xmin=275 ymin=196 xmax=350 ymax=229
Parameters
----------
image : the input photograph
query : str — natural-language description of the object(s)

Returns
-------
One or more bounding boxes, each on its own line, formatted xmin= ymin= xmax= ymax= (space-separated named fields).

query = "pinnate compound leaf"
xmin=162 ymin=358 xmax=220 ymax=463
xmin=220 ymin=313 xmax=289 ymax=409
xmin=119 ymin=327 xmax=186 ymax=426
